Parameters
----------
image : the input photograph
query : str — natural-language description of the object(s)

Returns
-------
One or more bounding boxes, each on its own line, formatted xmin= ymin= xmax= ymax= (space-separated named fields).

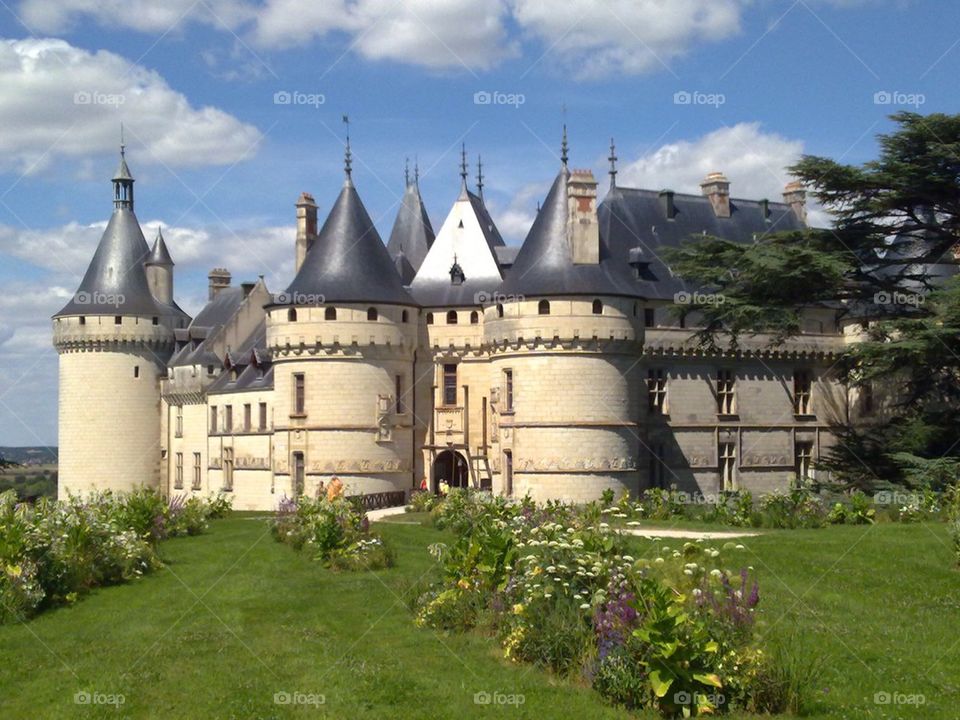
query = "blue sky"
xmin=0 ymin=0 xmax=958 ymax=446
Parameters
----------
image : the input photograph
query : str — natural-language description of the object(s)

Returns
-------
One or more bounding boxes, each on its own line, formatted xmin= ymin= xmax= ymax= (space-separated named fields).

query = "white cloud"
xmin=512 ymin=0 xmax=742 ymax=78
xmin=0 ymin=38 xmax=262 ymax=174
xmin=487 ymin=181 xmax=549 ymax=244
xmin=18 ymin=0 xmax=255 ymax=34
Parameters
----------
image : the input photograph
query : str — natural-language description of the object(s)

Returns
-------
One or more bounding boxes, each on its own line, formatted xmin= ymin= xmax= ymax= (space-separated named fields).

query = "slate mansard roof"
xmin=282 ymin=179 xmax=415 ymax=306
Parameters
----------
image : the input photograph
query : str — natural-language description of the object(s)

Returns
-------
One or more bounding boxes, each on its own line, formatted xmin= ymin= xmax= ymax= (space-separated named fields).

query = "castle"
xmin=54 ymin=133 xmax=871 ymax=510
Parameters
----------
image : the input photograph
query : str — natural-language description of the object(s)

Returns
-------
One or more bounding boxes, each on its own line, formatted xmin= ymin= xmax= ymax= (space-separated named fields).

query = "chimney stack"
xmin=782 ymin=181 xmax=807 ymax=225
xmin=567 ymin=169 xmax=600 ymax=265
xmin=208 ymin=268 xmax=231 ymax=300
xmin=701 ymin=172 xmax=731 ymax=218
xmin=659 ymin=189 xmax=676 ymax=219
xmin=295 ymin=192 xmax=318 ymax=273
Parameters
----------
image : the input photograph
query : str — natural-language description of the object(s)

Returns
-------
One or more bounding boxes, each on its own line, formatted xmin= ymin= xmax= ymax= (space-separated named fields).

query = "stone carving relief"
xmin=515 ymin=457 xmax=637 ymax=472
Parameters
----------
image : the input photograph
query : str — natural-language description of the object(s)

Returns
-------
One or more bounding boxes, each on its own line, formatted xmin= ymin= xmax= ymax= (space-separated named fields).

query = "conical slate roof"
xmin=499 ymin=168 xmax=640 ymax=298
xmin=283 ymin=180 xmax=414 ymax=305
xmin=387 ymin=182 xmax=434 ymax=277
xmin=145 ymin=227 xmax=174 ymax=266
xmin=55 ymin=208 xmax=177 ymax=317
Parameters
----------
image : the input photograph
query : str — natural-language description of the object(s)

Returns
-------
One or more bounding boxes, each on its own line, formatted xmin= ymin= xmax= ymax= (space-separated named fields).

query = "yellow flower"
xmin=512 ymin=603 xmax=524 ymax=615
xmin=457 ymin=579 xmax=471 ymax=590
xmin=6 ymin=564 xmax=22 ymax=578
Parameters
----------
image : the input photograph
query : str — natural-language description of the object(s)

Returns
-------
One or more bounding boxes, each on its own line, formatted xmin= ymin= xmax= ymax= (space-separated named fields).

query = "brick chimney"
xmin=295 ymin=192 xmax=318 ymax=273
xmin=208 ymin=268 xmax=231 ymax=300
xmin=567 ymin=169 xmax=600 ymax=265
xmin=782 ymin=181 xmax=807 ymax=225
xmin=700 ymin=171 xmax=731 ymax=218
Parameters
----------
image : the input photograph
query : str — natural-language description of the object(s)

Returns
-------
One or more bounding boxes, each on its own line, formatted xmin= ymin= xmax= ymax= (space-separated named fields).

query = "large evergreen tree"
xmin=663 ymin=113 xmax=960 ymax=489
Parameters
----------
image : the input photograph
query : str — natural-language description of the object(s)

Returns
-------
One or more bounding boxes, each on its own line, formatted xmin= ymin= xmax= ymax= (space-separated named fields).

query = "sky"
xmin=0 ymin=0 xmax=957 ymax=447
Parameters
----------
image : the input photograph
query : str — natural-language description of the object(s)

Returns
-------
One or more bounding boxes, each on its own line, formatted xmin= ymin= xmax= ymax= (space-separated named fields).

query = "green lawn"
xmin=0 ymin=517 xmax=957 ymax=719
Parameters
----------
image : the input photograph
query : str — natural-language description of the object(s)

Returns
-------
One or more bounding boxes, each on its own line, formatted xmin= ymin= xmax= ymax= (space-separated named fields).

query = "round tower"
xmin=53 ymin=147 xmax=187 ymax=498
xmin=488 ymin=161 xmax=645 ymax=502
xmin=266 ymin=144 xmax=418 ymax=498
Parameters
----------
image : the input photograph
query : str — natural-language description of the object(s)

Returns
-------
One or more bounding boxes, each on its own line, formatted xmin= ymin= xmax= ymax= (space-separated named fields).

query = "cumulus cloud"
xmin=0 ymin=39 xmax=263 ymax=174
xmin=487 ymin=181 xmax=550 ymax=244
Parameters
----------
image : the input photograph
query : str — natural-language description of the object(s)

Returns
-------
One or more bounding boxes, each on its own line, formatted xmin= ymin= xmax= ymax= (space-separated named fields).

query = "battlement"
xmin=265 ymin=303 xmax=418 ymax=355
xmin=53 ymin=314 xmax=179 ymax=353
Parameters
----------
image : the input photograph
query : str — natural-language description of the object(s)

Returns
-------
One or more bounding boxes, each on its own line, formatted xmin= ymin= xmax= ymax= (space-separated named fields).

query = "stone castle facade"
xmin=54 ymin=139 xmax=874 ymax=510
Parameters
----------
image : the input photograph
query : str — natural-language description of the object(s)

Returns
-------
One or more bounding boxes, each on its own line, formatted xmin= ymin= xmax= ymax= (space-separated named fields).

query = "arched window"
xmin=592 ymin=299 xmax=603 ymax=315
xmin=324 ymin=306 xmax=336 ymax=321
xmin=426 ymin=312 xmax=434 ymax=325
xmin=496 ymin=304 xmax=504 ymax=318
xmin=470 ymin=310 xmax=479 ymax=324
xmin=538 ymin=299 xmax=550 ymax=315
xmin=446 ymin=310 xmax=458 ymax=325
xmin=401 ymin=309 xmax=409 ymax=323
xmin=367 ymin=307 xmax=378 ymax=321
xmin=287 ymin=308 xmax=297 ymax=322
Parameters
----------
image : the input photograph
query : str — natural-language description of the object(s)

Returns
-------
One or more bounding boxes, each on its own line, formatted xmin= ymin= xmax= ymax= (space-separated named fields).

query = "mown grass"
xmin=0 ymin=516 xmax=956 ymax=719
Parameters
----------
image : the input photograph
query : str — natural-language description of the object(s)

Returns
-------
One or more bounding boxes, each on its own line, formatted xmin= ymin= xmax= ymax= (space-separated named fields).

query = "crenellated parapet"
xmin=53 ymin=314 xmax=178 ymax=354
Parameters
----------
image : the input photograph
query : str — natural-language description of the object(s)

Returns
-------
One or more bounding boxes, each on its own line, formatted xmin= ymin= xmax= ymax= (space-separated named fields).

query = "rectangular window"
xmin=224 ymin=405 xmax=233 ymax=432
xmin=192 ymin=452 xmax=202 ymax=490
xmin=504 ymin=369 xmax=514 ymax=411
xmin=795 ymin=441 xmax=814 ymax=482
xmin=293 ymin=452 xmax=305 ymax=496
xmin=222 ymin=447 xmax=234 ymax=491
xmin=648 ymin=443 xmax=667 ymax=488
xmin=210 ymin=406 xmax=218 ymax=434
xmin=504 ymin=450 xmax=513 ymax=496
xmin=243 ymin=403 xmax=251 ymax=431
xmin=719 ymin=441 xmax=737 ymax=491
xmin=133 ymin=365 xmax=139 ymax=378
xmin=647 ymin=369 xmax=667 ymax=414
xmin=293 ymin=373 xmax=305 ymax=415
xmin=443 ymin=364 xmax=458 ymax=406
xmin=793 ymin=370 xmax=813 ymax=415
xmin=644 ymin=308 xmax=655 ymax=328
xmin=395 ymin=374 xmax=404 ymax=414
xmin=259 ymin=402 xmax=268 ymax=431
xmin=175 ymin=405 xmax=183 ymax=437
xmin=174 ymin=452 xmax=183 ymax=489
xmin=717 ymin=369 xmax=736 ymax=415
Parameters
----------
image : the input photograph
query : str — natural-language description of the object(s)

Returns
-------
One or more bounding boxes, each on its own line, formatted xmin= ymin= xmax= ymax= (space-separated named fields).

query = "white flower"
xmin=580 ymin=603 xmax=591 ymax=609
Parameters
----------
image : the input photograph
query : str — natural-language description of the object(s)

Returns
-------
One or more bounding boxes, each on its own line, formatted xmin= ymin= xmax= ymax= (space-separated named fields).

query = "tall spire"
xmin=560 ymin=123 xmax=569 ymax=168
xmin=414 ymin=155 xmax=420 ymax=187
xmin=112 ymin=127 xmax=135 ymax=211
xmin=476 ymin=154 xmax=484 ymax=198
xmin=608 ymin=137 xmax=618 ymax=190
xmin=404 ymin=157 xmax=410 ymax=187
xmin=459 ymin=143 xmax=468 ymax=187
xmin=342 ymin=114 xmax=352 ymax=183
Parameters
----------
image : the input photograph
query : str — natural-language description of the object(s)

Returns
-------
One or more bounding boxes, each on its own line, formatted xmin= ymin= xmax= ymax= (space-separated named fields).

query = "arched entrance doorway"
xmin=433 ymin=450 xmax=469 ymax=491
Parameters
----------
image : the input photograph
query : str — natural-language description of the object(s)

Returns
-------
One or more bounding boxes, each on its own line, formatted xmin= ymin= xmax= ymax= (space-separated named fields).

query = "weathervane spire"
xmin=560 ymin=123 xmax=569 ymax=168
xmin=476 ymin=154 xmax=484 ymax=197
xmin=608 ymin=137 xmax=618 ymax=189
xmin=342 ymin=114 xmax=352 ymax=182
xmin=414 ymin=155 xmax=420 ymax=187
xmin=404 ymin=157 xmax=410 ymax=187
xmin=459 ymin=143 xmax=468 ymax=187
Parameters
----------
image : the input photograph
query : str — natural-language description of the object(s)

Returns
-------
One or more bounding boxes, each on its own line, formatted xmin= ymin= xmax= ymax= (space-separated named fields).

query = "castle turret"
xmin=145 ymin=226 xmax=174 ymax=305
xmin=386 ymin=162 xmax=434 ymax=285
xmin=265 ymin=136 xmax=418 ymax=498
xmin=53 ymin=146 xmax=188 ymax=498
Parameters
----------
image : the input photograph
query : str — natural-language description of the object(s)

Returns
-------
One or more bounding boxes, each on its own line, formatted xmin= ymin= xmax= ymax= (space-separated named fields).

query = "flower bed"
xmin=414 ymin=490 xmax=814 ymax=717
xmin=0 ymin=489 xmax=231 ymax=623
xmin=270 ymin=480 xmax=393 ymax=571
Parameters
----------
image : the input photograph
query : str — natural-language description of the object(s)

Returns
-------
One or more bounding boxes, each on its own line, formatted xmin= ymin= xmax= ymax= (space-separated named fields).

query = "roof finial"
xmin=476 ymin=154 xmax=484 ymax=198
xmin=404 ymin=157 xmax=410 ymax=187
xmin=459 ymin=143 xmax=468 ymax=186
xmin=342 ymin=114 xmax=352 ymax=181
xmin=608 ymin=137 xmax=618 ymax=190
xmin=561 ymin=123 xmax=569 ymax=168
xmin=120 ymin=121 xmax=125 ymax=157
xmin=414 ymin=155 xmax=420 ymax=186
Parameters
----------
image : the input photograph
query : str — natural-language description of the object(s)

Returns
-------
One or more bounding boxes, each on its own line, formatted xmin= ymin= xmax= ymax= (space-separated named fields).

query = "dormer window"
xmin=449 ymin=258 xmax=465 ymax=286
xmin=207 ymin=365 xmax=215 ymax=376
xmin=538 ymin=300 xmax=550 ymax=315
xmin=447 ymin=311 xmax=458 ymax=325
xmin=426 ymin=312 xmax=434 ymax=325
xmin=470 ymin=311 xmax=479 ymax=324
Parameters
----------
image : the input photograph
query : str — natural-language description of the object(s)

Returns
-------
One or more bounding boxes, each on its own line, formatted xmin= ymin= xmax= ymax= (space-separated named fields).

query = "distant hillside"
xmin=0 ymin=446 xmax=58 ymax=466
